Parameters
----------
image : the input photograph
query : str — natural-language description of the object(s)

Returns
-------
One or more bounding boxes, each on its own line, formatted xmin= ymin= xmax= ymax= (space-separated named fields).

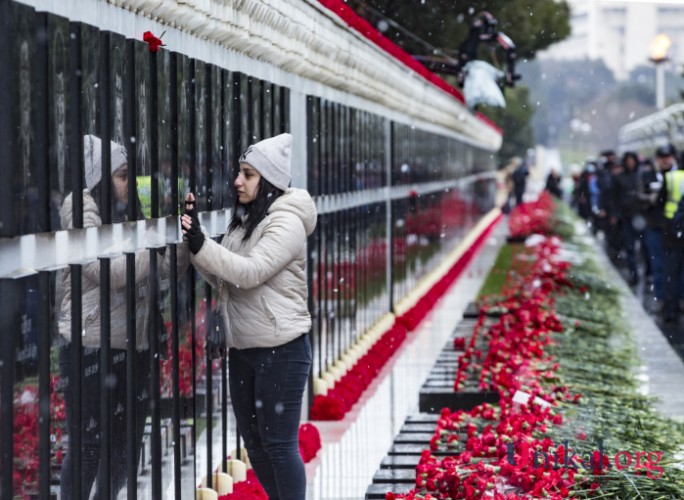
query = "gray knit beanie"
xmin=83 ymin=134 xmax=128 ymax=191
xmin=239 ymin=133 xmax=292 ymax=191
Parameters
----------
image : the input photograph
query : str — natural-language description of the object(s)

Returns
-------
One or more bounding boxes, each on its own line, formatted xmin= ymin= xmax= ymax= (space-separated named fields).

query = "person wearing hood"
xmin=181 ymin=133 xmax=316 ymax=500
xmin=57 ymin=135 xmax=190 ymax=499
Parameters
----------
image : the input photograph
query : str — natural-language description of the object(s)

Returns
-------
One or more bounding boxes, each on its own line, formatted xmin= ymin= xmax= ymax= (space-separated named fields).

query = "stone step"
xmin=419 ymin=386 xmax=498 ymax=414
xmin=405 ymin=413 xmax=439 ymax=424
xmin=399 ymin=423 xmax=437 ymax=433
xmin=373 ymin=468 xmax=416 ymax=484
xmin=365 ymin=483 xmax=414 ymax=499
xmin=379 ymin=454 xmax=422 ymax=469
xmin=393 ymin=433 xmax=436 ymax=444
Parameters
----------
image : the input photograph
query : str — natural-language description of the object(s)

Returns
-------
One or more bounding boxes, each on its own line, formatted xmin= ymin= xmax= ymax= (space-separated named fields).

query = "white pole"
xmin=656 ymin=62 xmax=665 ymax=110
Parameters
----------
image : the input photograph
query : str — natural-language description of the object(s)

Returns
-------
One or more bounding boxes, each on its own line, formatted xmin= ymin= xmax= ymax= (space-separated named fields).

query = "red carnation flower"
xmin=143 ymin=31 xmax=165 ymax=53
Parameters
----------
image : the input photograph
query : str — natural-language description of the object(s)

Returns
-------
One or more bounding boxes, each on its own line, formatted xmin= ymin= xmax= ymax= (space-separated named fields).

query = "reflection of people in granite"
xmin=56 ymin=134 xmax=189 ymax=499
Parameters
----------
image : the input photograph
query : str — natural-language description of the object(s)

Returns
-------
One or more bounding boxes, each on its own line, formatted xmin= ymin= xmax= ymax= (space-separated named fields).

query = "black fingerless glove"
xmin=184 ymin=200 xmax=205 ymax=255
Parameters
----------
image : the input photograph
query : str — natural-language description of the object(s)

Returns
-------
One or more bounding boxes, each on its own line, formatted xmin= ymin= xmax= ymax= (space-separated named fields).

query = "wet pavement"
xmin=589 ymin=230 xmax=684 ymax=421
xmin=602 ymin=234 xmax=684 ymax=365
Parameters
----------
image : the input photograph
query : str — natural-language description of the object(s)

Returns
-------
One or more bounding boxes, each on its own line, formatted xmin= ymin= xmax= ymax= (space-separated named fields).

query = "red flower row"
xmin=310 ymin=213 xmax=501 ymax=421
xmin=389 ymin=203 xmax=604 ymax=499
xmin=310 ymin=322 xmax=408 ymax=420
xmin=508 ymin=191 xmax=554 ymax=240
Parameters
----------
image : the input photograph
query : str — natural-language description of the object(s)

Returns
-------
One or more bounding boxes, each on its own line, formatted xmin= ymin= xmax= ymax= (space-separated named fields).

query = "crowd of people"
xmin=569 ymin=145 xmax=684 ymax=324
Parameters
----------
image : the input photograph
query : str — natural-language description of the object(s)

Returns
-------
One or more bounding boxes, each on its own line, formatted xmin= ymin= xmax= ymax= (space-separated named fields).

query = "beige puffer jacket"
xmin=57 ymin=191 xmax=190 ymax=350
xmin=191 ymin=188 xmax=317 ymax=349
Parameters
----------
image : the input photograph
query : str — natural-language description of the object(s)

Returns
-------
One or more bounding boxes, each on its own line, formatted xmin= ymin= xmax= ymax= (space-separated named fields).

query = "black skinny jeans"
xmin=229 ymin=334 xmax=312 ymax=500
xmin=59 ymin=344 xmax=150 ymax=500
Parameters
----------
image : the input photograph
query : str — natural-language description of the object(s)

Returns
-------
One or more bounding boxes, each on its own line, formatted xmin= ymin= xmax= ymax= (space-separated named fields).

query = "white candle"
xmin=195 ymin=487 xmax=218 ymax=500
xmin=230 ymin=447 xmax=251 ymax=469
xmin=322 ymin=371 xmax=336 ymax=387
xmin=200 ymin=473 xmax=233 ymax=495
xmin=313 ymin=377 xmax=328 ymax=396
xmin=225 ymin=459 xmax=248 ymax=482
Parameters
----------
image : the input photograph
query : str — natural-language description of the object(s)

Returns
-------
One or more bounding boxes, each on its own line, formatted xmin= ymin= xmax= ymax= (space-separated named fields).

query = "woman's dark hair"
xmin=228 ymin=176 xmax=284 ymax=242
xmin=621 ymin=151 xmax=639 ymax=169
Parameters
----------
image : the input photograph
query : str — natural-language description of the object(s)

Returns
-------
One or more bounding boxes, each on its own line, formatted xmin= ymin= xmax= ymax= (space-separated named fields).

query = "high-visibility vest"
xmin=664 ymin=170 xmax=684 ymax=219
xmin=137 ymin=175 xmax=188 ymax=218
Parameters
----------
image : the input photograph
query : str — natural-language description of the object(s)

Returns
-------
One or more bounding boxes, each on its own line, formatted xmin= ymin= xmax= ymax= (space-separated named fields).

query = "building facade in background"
xmin=541 ymin=0 xmax=684 ymax=79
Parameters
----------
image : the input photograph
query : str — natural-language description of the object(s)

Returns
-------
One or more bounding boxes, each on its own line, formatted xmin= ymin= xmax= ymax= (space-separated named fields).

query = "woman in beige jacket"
xmin=181 ymin=133 xmax=317 ymax=500
xmin=57 ymin=135 xmax=189 ymax=499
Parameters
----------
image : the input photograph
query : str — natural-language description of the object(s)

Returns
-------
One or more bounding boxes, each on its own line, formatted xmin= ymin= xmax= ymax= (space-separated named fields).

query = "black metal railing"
xmin=0 ymin=2 xmax=496 ymax=499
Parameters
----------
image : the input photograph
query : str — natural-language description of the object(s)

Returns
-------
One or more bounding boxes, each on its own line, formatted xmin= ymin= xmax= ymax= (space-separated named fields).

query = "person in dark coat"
xmin=512 ymin=161 xmax=529 ymax=206
xmin=603 ymin=160 xmax=624 ymax=262
xmin=577 ymin=162 xmax=599 ymax=224
xmin=611 ymin=152 xmax=641 ymax=284
xmin=638 ymin=157 xmax=665 ymax=304
xmin=545 ymin=168 xmax=563 ymax=199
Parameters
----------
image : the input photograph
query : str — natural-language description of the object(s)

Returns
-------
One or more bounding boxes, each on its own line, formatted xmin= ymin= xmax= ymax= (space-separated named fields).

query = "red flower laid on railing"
xmin=143 ymin=31 xmax=165 ymax=53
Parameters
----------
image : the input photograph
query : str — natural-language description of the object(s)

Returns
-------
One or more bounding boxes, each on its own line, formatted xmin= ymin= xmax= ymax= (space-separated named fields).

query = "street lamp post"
xmin=650 ymin=34 xmax=671 ymax=110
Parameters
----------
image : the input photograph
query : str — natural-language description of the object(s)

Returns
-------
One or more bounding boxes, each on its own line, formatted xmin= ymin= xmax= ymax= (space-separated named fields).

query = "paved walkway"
xmin=582 ymin=226 xmax=684 ymax=421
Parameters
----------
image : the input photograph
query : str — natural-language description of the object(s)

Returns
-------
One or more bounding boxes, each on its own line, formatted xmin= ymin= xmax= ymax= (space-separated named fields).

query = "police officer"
xmin=658 ymin=144 xmax=684 ymax=323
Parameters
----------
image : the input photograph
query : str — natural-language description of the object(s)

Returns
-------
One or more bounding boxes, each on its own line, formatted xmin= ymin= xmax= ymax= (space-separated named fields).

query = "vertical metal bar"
xmin=170 ymin=53 xmax=179 ymax=213
xmin=305 ymin=97 xmax=316 ymax=401
xmin=125 ymin=253 xmax=137 ymax=500
xmin=236 ymin=427 xmax=241 ymax=462
xmin=325 ymin=212 xmax=333 ymax=363
xmin=99 ymin=258 xmax=112 ymax=500
xmin=35 ymin=13 xmax=50 ymax=233
xmin=282 ymin=87 xmax=290 ymax=134
xmin=150 ymin=51 xmax=159 ymax=219
xmin=35 ymin=17 xmax=52 ymax=495
xmin=231 ymin=73 xmax=240 ymax=166
xmin=307 ymin=229 xmax=316 ymax=415
xmin=231 ymin=75 xmax=242 ymax=459
xmin=0 ymin=0 xmax=16 ymax=238
xmin=100 ymin=32 xmax=112 ymax=225
xmin=305 ymin=97 xmax=314 ymax=196
xmin=37 ymin=273 xmax=50 ymax=500
xmin=169 ymin=245 xmax=182 ymax=497
xmin=205 ymin=64 xmax=212 ymax=210
xmin=125 ymin=41 xmax=138 ymax=222
xmin=239 ymin=74 xmax=250 ymax=155
xmin=189 ymin=267 xmax=198 ymax=480
xmin=221 ymin=354 xmax=228 ymax=473
xmin=188 ymin=58 xmax=198 ymax=483
xmin=169 ymin=54 xmax=182 ymax=499
xmin=70 ymin=264 xmax=83 ymax=500
xmin=247 ymin=77 xmax=254 ymax=143
xmin=188 ymin=59 xmax=197 ymax=194
xmin=253 ymin=78 xmax=262 ymax=142
xmin=69 ymin=23 xmax=83 ymax=229
xmin=205 ymin=282 xmax=213 ymax=488
xmin=219 ymin=69 xmax=229 ymax=473
xmin=386 ymin=120 xmax=394 ymax=312
xmin=0 ymin=279 xmax=16 ymax=498
xmin=149 ymin=250 xmax=162 ymax=499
